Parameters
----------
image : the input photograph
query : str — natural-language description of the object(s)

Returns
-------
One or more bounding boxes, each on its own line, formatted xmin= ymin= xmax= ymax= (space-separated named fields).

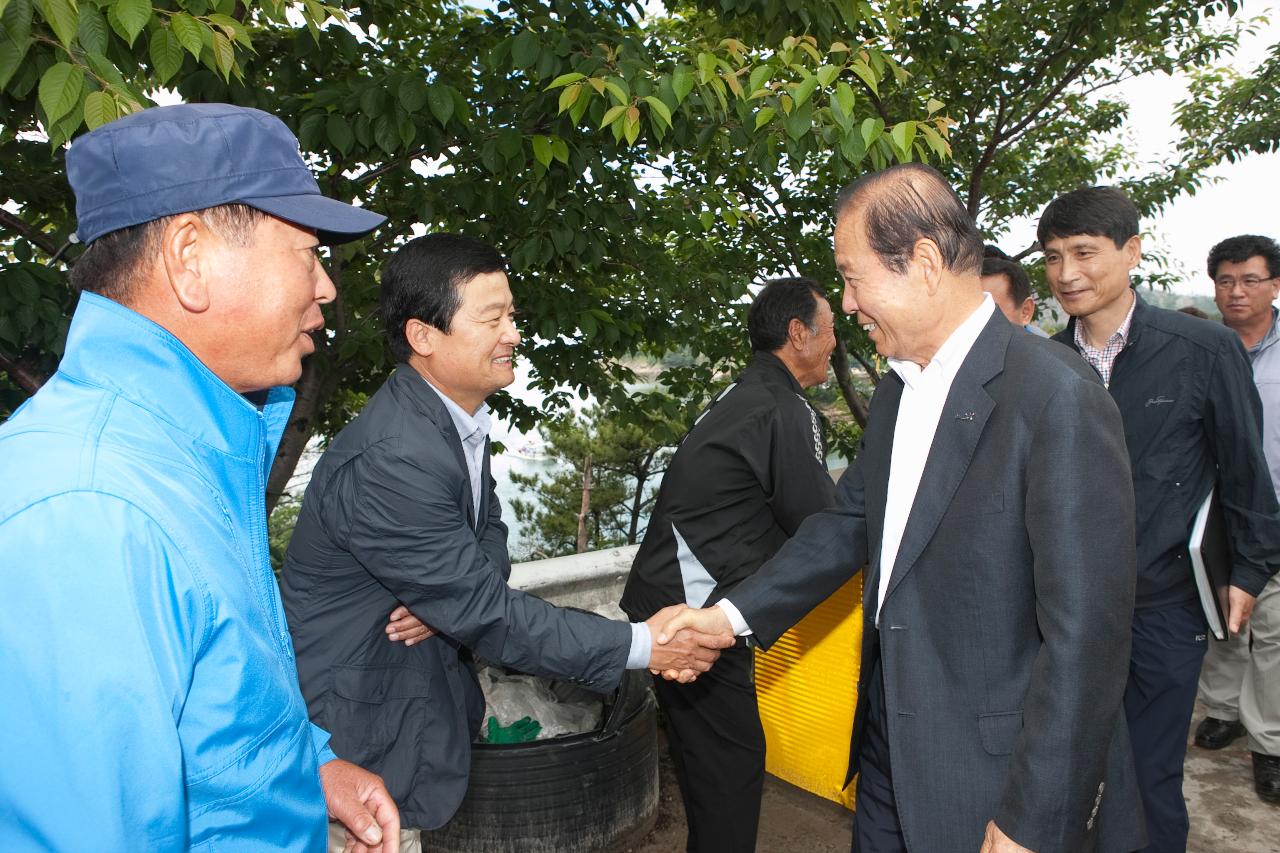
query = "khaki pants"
xmin=1198 ymin=571 xmax=1280 ymax=755
xmin=327 ymin=821 xmax=422 ymax=853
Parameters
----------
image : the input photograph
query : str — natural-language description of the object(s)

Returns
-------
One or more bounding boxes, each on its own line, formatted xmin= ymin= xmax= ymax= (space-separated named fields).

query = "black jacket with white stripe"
xmin=620 ymin=350 xmax=835 ymax=621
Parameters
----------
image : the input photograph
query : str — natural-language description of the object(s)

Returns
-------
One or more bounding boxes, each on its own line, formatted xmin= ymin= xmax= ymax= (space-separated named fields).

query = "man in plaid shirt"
xmin=1041 ymin=187 xmax=1280 ymax=852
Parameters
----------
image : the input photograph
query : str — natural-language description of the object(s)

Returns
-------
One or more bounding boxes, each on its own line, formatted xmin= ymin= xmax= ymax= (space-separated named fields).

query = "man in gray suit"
xmin=656 ymin=164 xmax=1145 ymax=852
xmin=281 ymin=234 xmax=728 ymax=851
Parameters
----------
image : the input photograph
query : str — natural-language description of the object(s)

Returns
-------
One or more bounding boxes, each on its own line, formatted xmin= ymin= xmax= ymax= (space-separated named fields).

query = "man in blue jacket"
xmin=0 ymin=104 xmax=400 ymax=852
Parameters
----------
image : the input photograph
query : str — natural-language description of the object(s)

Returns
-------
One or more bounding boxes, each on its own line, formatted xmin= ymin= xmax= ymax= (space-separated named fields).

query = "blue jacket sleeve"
xmin=0 ymin=493 xmax=202 ymax=852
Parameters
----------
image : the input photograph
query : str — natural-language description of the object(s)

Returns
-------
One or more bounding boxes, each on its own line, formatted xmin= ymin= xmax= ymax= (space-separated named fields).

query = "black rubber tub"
xmin=422 ymin=669 xmax=659 ymax=852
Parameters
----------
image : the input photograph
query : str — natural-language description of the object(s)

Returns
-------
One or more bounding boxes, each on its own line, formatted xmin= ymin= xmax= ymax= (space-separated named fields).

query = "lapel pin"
xmin=955 ymin=411 xmax=976 ymax=421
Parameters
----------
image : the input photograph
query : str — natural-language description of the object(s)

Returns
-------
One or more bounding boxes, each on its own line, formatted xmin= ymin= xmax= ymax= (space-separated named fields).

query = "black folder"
xmin=1188 ymin=488 xmax=1233 ymax=641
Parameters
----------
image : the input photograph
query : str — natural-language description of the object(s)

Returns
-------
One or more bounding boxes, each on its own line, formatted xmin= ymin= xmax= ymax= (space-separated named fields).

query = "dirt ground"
xmin=622 ymin=701 xmax=1279 ymax=853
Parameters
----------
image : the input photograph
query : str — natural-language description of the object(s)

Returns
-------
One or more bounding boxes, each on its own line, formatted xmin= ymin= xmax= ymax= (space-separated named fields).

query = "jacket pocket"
xmin=951 ymin=490 xmax=1005 ymax=519
xmin=977 ymin=710 xmax=1023 ymax=755
xmin=327 ymin=664 xmax=433 ymax=768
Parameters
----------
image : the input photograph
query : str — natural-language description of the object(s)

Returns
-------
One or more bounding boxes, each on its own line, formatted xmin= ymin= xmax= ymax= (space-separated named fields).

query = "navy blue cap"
xmin=67 ymin=103 xmax=385 ymax=245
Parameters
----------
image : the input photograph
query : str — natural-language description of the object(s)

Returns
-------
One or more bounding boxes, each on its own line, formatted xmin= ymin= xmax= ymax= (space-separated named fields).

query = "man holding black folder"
xmin=1042 ymin=191 xmax=1280 ymax=850
xmin=1195 ymin=234 xmax=1280 ymax=805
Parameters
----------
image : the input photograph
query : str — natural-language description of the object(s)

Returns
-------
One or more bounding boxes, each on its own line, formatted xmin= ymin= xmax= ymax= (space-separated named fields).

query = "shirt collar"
xmin=1252 ymin=307 xmax=1280 ymax=356
xmin=889 ymin=293 xmax=996 ymax=390
xmin=422 ymin=378 xmax=491 ymax=445
xmin=1074 ymin=289 xmax=1137 ymax=353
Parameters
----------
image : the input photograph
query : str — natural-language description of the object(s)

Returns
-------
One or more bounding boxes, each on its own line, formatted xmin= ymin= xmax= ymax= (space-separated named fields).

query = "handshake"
xmin=642 ymin=604 xmax=738 ymax=683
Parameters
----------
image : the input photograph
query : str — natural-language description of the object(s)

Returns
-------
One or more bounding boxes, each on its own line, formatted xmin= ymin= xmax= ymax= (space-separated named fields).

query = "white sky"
xmin=999 ymin=8 xmax=1278 ymax=299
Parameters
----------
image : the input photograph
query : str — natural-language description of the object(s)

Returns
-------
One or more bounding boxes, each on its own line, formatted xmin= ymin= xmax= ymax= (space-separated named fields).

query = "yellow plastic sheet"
xmin=754 ymin=574 xmax=863 ymax=809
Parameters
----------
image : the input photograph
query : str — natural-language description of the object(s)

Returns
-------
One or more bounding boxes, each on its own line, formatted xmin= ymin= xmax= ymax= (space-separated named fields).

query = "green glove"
xmin=485 ymin=715 xmax=542 ymax=743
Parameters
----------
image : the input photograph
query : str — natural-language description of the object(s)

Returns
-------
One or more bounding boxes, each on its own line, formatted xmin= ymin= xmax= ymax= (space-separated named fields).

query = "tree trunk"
xmin=265 ymin=354 xmax=334 ymax=514
xmin=830 ymin=339 xmax=870 ymax=428
xmin=575 ymin=452 xmax=593 ymax=553
xmin=627 ymin=451 xmax=654 ymax=544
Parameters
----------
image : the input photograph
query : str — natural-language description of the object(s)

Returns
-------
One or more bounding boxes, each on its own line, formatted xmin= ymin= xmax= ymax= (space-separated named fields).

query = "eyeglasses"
xmin=1213 ymin=275 xmax=1278 ymax=291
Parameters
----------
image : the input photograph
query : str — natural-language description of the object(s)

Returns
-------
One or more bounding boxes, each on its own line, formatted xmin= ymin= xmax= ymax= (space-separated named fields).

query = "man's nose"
xmin=842 ymin=286 xmax=858 ymax=315
xmin=316 ymin=269 xmax=337 ymax=305
xmin=501 ymin=315 xmax=521 ymax=345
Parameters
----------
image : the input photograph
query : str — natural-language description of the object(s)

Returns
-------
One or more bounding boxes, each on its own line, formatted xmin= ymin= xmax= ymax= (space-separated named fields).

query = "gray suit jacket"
xmin=281 ymin=366 xmax=631 ymax=829
xmin=731 ymin=315 xmax=1146 ymax=852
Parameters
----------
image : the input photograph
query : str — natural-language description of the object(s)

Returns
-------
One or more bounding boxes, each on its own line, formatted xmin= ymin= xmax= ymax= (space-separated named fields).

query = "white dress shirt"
xmin=423 ymin=378 xmax=491 ymax=522
xmin=875 ymin=294 xmax=994 ymax=624
xmin=717 ymin=294 xmax=996 ymax=634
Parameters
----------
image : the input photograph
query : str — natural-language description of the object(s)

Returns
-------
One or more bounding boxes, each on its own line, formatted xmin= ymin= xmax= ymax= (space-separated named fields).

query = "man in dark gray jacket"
xmin=656 ymin=164 xmax=1145 ymax=853
xmin=280 ymin=234 xmax=728 ymax=847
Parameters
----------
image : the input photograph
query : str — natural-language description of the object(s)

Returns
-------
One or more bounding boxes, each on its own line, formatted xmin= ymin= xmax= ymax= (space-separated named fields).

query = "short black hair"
xmin=380 ymin=233 xmax=507 ymax=362
xmin=835 ymin=163 xmax=984 ymax=277
xmin=747 ymin=277 xmax=826 ymax=353
xmin=1206 ymin=234 xmax=1280 ymax=280
xmin=980 ymin=256 xmax=1032 ymax=304
xmin=1036 ymin=186 xmax=1139 ymax=250
xmin=69 ymin=204 xmax=265 ymax=303
xmin=1178 ymin=305 xmax=1210 ymax=320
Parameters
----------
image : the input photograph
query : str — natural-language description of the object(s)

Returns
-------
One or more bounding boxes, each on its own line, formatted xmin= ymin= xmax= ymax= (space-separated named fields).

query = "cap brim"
xmin=240 ymin=193 xmax=386 ymax=244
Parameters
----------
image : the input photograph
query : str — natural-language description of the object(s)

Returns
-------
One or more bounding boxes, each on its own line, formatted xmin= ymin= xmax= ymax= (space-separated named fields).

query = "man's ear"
xmin=160 ymin=213 xmax=213 ymax=314
xmin=787 ymin=316 xmax=809 ymax=349
xmin=1018 ymin=297 xmax=1036 ymax=326
xmin=1123 ymin=234 xmax=1142 ymax=271
xmin=405 ymin=318 xmax=438 ymax=358
xmin=912 ymin=237 xmax=945 ymax=294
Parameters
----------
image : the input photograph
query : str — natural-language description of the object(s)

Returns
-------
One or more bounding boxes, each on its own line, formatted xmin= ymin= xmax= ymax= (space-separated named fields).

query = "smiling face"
xmin=1042 ymin=233 xmax=1139 ymax=320
xmin=1213 ymin=255 xmax=1279 ymax=330
xmin=410 ymin=270 xmax=520 ymax=414
xmin=204 ymin=215 xmax=336 ymax=393
xmin=793 ymin=294 xmax=837 ymax=387
xmin=834 ymin=210 xmax=936 ymax=365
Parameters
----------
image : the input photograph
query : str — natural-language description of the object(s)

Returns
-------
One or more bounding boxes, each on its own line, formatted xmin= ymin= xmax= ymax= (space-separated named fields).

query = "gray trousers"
xmin=1198 ymin=571 xmax=1280 ymax=755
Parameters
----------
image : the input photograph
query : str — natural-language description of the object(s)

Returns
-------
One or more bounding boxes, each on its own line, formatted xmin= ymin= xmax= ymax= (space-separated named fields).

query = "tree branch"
xmin=0 ymin=352 xmax=49 ymax=396
xmin=0 ymin=209 xmax=61 ymax=258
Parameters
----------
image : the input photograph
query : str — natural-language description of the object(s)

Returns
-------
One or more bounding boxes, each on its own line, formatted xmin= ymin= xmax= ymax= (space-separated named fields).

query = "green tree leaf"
xmin=427 ymin=83 xmax=453 ymax=125
xmin=860 ymin=116 xmax=884 ymax=149
xmin=326 ymin=113 xmax=352 ymax=155
xmin=37 ymin=61 xmax=83 ymax=125
xmin=754 ymin=106 xmax=775 ymax=129
xmin=36 ymin=0 xmax=77 ymax=48
xmin=209 ymin=30 xmax=234 ymax=79
xmin=889 ymin=120 xmax=916 ymax=158
xmin=511 ymin=30 xmax=538 ymax=69
xmin=545 ymin=71 xmax=583 ymax=89
xmin=0 ymin=0 xmax=33 ymax=91
xmin=107 ymin=0 xmax=151 ymax=47
xmin=398 ymin=74 xmax=428 ymax=112
xmin=82 ymin=89 xmax=118 ymax=129
xmin=149 ymin=27 xmax=184 ymax=83
xmin=643 ymin=95 xmax=672 ymax=129
xmin=531 ymin=133 xmax=552 ymax=167
xmin=599 ymin=103 xmax=626 ymax=128
xmin=75 ymin=3 xmax=108 ymax=55
xmin=671 ymin=65 xmax=694 ymax=103
xmin=169 ymin=12 xmax=204 ymax=57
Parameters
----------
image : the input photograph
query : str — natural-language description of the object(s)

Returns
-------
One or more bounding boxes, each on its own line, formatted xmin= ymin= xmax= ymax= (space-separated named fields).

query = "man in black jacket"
xmin=1040 ymin=188 xmax=1280 ymax=852
xmin=280 ymin=234 xmax=729 ymax=850
xmin=621 ymin=277 xmax=838 ymax=852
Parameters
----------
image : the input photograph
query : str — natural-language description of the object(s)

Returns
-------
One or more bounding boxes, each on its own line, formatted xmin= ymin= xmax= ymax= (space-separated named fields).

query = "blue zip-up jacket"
xmin=0 ymin=293 xmax=335 ymax=851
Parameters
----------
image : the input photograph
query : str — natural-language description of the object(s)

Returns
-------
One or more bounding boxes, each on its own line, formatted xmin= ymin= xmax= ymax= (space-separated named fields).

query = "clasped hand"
xmin=644 ymin=604 xmax=736 ymax=683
